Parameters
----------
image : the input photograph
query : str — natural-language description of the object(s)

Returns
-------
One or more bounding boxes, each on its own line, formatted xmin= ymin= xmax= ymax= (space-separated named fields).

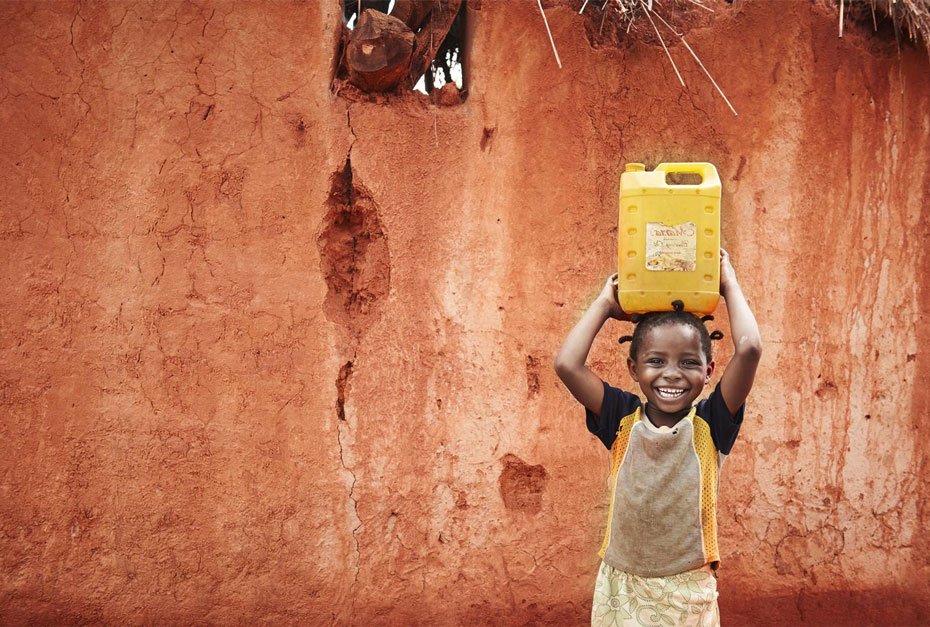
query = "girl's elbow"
xmin=736 ymin=336 xmax=763 ymax=361
xmin=553 ymin=355 xmax=579 ymax=381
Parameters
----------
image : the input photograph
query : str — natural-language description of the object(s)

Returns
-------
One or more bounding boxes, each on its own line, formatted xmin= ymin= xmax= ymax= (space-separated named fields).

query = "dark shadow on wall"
xmin=721 ymin=586 xmax=930 ymax=626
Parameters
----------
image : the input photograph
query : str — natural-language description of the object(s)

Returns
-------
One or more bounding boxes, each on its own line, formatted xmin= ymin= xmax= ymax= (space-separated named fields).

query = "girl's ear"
xmin=704 ymin=360 xmax=716 ymax=384
xmin=627 ymin=357 xmax=639 ymax=382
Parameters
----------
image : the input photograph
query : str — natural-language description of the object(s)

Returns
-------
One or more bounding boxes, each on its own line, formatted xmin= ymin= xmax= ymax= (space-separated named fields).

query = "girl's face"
xmin=627 ymin=323 xmax=714 ymax=417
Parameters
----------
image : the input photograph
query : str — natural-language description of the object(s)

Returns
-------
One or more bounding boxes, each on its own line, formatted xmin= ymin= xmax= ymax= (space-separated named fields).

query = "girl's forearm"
xmin=554 ymin=298 xmax=612 ymax=374
xmin=722 ymin=281 xmax=762 ymax=356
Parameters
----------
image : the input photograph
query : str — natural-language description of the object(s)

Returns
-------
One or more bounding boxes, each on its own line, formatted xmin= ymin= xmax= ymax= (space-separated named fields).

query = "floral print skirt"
xmin=591 ymin=561 xmax=720 ymax=627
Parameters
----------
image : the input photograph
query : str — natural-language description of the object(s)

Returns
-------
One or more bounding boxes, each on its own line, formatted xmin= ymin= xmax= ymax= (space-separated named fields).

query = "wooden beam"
xmin=407 ymin=0 xmax=463 ymax=88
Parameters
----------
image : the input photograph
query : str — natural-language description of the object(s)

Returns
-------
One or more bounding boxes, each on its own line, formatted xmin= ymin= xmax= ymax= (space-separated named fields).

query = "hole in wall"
xmin=498 ymin=454 xmax=548 ymax=514
xmin=525 ymin=353 xmax=543 ymax=398
xmin=336 ymin=360 xmax=354 ymax=420
xmin=412 ymin=4 xmax=465 ymax=95
xmin=480 ymin=126 xmax=495 ymax=151
xmin=343 ymin=0 xmax=394 ymax=29
xmin=336 ymin=0 xmax=467 ymax=101
xmin=317 ymin=158 xmax=391 ymax=336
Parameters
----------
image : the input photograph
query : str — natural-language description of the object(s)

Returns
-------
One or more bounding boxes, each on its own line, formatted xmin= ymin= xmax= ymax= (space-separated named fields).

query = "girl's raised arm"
xmin=718 ymin=249 xmax=763 ymax=415
xmin=554 ymin=274 xmax=630 ymax=415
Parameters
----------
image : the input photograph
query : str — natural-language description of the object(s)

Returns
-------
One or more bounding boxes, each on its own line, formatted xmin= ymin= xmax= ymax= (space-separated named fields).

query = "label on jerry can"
xmin=645 ymin=221 xmax=697 ymax=272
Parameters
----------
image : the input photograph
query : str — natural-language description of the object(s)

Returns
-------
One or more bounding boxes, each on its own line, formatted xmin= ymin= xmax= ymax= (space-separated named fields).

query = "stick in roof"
xmin=537 ymin=0 xmax=563 ymax=69
xmin=640 ymin=0 xmax=685 ymax=87
xmin=648 ymin=6 xmax=738 ymax=116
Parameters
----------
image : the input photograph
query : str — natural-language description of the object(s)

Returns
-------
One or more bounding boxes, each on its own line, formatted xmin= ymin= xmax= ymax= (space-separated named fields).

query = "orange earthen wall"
xmin=1 ymin=1 xmax=929 ymax=624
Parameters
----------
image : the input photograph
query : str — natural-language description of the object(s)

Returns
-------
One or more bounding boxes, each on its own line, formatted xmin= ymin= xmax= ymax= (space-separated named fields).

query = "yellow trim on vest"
xmin=599 ymin=406 xmax=721 ymax=563
xmin=598 ymin=408 xmax=641 ymax=559
xmin=692 ymin=415 xmax=720 ymax=563
xmin=597 ymin=405 xmax=724 ymax=567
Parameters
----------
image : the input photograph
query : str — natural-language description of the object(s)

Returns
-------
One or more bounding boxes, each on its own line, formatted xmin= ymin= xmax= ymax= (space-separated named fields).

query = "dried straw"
xmin=537 ymin=0 xmax=563 ymax=68
xmin=856 ymin=0 xmax=930 ymax=60
xmin=648 ymin=6 xmax=738 ymax=115
xmin=682 ymin=0 xmax=714 ymax=13
xmin=640 ymin=0 xmax=686 ymax=86
xmin=678 ymin=38 xmax=739 ymax=115
xmin=840 ymin=0 xmax=846 ymax=37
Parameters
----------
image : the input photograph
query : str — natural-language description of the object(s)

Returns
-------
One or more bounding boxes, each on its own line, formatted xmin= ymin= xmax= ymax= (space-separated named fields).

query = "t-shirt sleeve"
xmin=585 ymin=381 xmax=641 ymax=450
xmin=696 ymin=381 xmax=745 ymax=455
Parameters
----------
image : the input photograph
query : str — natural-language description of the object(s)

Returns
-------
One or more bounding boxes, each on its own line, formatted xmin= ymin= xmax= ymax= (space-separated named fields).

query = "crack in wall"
xmin=334 ymin=351 xmax=362 ymax=591
xmin=318 ymin=137 xmax=390 ymax=615
xmin=347 ymin=104 xmax=357 ymax=152
xmin=336 ymin=359 xmax=354 ymax=421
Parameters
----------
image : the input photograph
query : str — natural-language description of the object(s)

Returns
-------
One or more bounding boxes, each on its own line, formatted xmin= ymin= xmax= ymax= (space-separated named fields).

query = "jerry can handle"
xmin=655 ymin=162 xmax=720 ymax=187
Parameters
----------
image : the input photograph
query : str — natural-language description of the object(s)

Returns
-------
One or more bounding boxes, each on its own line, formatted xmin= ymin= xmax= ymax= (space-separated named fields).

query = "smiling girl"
xmin=554 ymin=250 xmax=762 ymax=627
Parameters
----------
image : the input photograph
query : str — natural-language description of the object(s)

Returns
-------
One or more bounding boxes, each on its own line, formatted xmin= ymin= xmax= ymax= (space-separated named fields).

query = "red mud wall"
xmin=1 ymin=1 xmax=929 ymax=625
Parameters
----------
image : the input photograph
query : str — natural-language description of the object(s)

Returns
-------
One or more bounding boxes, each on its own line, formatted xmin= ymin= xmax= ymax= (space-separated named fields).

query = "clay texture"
xmin=1 ymin=1 xmax=929 ymax=625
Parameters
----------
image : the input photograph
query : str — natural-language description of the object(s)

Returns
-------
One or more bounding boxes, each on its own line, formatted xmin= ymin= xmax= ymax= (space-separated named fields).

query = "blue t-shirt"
xmin=586 ymin=380 xmax=743 ymax=454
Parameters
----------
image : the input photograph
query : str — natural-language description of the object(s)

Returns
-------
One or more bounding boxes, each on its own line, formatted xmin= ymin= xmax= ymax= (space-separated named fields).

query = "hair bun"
xmin=709 ymin=330 xmax=724 ymax=341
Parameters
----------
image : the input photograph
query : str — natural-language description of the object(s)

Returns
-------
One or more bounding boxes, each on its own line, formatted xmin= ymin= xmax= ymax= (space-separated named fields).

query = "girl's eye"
xmin=682 ymin=360 xmax=699 ymax=367
xmin=647 ymin=359 xmax=663 ymax=366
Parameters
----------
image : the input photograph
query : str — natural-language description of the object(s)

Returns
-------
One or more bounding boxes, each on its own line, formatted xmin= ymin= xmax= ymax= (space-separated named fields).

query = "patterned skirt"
xmin=591 ymin=561 xmax=720 ymax=627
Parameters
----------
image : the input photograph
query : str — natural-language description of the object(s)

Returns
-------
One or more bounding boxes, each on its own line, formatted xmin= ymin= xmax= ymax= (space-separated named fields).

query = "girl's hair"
xmin=618 ymin=300 xmax=723 ymax=362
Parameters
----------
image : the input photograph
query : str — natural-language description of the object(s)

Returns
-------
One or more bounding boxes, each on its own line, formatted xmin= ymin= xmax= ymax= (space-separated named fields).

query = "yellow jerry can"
xmin=618 ymin=162 xmax=721 ymax=315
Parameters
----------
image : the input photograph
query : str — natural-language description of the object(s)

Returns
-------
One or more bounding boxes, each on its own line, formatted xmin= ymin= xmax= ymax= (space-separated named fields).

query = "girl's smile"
xmin=627 ymin=323 xmax=715 ymax=427
xmin=655 ymin=387 xmax=687 ymax=399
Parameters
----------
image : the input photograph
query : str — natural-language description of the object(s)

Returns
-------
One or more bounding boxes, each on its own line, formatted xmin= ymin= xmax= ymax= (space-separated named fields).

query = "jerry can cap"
xmin=625 ymin=163 xmax=646 ymax=172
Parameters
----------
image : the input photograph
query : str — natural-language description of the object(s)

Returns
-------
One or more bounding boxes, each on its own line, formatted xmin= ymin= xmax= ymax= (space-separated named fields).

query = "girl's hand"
xmin=597 ymin=273 xmax=631 ymax=321
xmin=715 ymin=247 xmax=761 ymax=414
xmin=720 ymin=248 xmax=738 ymax=295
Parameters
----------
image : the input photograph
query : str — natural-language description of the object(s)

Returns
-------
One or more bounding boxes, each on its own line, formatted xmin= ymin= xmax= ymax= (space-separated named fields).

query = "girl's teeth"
xmin=657 ymin=388 xmax=685 ymax=398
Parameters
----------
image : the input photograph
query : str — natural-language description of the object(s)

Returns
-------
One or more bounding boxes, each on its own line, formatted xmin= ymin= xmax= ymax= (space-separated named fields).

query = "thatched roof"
xmin=873 ymin=0 xmax=930 ymax=52
xmin=565 ymin=0 xmax=928 ymax=117
xmin=863 ymin=0 xmax=930 ymax=56
xmin=578 ymin=0 xmax=929 ymax=60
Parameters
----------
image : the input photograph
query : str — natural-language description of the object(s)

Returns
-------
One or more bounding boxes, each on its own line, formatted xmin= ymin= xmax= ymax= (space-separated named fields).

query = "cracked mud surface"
xmin=1 ymin=1 xmax=929 ymax=625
